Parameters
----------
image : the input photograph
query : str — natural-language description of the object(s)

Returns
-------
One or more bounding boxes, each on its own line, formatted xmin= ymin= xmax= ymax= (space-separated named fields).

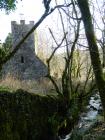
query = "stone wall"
xmin=0 ymin=89 xmax=62 ymax=140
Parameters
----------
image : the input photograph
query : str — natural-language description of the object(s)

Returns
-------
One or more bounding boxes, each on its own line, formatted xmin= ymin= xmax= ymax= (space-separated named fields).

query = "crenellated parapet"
xmin=11 ymin=20 xmax=34 ymax=25
xmin=11 ymin=20 xmax=35 ymax=53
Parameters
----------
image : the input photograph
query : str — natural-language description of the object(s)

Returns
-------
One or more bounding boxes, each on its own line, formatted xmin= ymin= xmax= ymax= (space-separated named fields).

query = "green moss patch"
xmin=0 ymin=89 xmax=65 ymax=140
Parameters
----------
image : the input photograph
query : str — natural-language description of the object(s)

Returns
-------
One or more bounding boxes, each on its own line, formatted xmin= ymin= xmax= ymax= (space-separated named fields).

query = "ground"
xmin=82 ymin=121 xmax=105 ymax=140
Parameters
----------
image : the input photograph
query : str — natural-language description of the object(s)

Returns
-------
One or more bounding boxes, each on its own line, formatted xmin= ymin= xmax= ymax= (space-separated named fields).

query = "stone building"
xmin=2 ymin=20 xmax=48 ymax=80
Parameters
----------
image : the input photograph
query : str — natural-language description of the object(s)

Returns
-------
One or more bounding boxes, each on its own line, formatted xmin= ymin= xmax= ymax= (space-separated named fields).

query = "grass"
xmin=0 ymin=74 xmax=56 ymax=95
xmin=0 ymin=85 xmax=10 ymax=92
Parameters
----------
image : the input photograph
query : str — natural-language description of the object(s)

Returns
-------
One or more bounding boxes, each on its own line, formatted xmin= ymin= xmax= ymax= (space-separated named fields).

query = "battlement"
xmin=11 ymin=20 xmax=34 ymax=26
xmin=11 ymin=19 xmax=35 ymax=51
xmin=20 ymin=20 xmax=25 ymax=24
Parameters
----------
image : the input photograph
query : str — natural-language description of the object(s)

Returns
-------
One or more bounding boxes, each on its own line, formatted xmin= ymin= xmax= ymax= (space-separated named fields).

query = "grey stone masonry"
xmin=2 ymin=20 xmax=48 ymax=80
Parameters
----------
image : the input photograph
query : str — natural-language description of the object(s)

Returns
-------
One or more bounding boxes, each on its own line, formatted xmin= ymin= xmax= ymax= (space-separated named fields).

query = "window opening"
xmin=21 ymin=56 xmax=24 ymax=63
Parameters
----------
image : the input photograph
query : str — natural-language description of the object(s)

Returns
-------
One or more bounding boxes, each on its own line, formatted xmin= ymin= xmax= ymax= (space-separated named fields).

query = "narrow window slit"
xmin=21 ymin=56 xmax=24 ymax=63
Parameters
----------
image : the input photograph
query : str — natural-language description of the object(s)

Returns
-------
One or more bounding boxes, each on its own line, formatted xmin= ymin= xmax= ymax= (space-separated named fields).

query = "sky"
xmin=0 ymin=0 xmax=45 ymax=42
xmin=0 ymin=0 xmax=65 ymax=43
xmin=0 ymin=0 xmax=103 ymax=44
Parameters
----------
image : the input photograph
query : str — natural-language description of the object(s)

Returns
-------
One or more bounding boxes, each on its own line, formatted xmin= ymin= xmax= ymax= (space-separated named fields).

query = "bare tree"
xmin=47 ymin=0 xmax=95 ymax=111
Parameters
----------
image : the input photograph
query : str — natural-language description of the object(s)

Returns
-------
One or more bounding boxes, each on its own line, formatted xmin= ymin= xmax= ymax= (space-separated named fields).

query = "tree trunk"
xmin=77 ymin=0 xmax=105 ymax=117
xmin=102 ymin=46 xmax=105 ymax=67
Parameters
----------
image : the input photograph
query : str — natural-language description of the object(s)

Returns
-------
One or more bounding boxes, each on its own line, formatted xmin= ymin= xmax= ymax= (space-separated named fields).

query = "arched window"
xmin=21 ymin=56 xmax=24 ymax=63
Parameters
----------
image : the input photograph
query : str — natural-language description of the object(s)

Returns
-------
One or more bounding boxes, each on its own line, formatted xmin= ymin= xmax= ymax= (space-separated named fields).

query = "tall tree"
xmin=77 ymin=0 xmax=105 ymax=117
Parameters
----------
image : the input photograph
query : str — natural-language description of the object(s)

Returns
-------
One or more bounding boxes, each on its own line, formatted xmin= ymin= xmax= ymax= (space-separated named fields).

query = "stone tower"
xmin=11 ymin=20 xmax=35 ymax=53
xmin=2 ymin=20 xmax=48 ymax=80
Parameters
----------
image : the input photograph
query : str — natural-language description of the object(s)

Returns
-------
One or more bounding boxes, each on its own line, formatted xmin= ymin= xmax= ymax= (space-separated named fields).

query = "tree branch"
xmin=1 ymin=1 xmax=72 ymax=67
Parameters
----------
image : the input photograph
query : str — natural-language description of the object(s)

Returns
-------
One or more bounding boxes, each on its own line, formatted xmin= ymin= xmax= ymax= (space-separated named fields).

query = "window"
xmin=21 ymin=56 xmax=24 ymax=63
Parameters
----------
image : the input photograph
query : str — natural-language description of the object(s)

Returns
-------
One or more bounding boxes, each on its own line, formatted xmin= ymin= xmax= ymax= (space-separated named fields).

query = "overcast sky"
xmin=0 ymin=0 xmax=65 ymax=43
xmin=0 ymin=0 xmax=103 ymax=43
xmin=0 ymin=0 xmax=45 ymax=42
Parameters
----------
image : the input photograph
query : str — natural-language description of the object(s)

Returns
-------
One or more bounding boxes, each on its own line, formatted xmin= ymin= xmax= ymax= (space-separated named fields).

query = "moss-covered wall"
xmin=0 ymin=89 xmax=65 ymax=140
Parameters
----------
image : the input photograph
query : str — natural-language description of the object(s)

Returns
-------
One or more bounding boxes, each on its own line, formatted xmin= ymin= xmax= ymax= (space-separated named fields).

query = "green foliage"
xmin=3 ymin=33 xmax=12 ymax=52
xmin=0 ymin=0 xmax=17 ymax=12
xmin=96 ymin=136 xmax=105 ymax=140
xmin=0 ymin=46 xmax=6 ymax=60
xmin=47 ymin=112 xmax=68 ymax=136
xmin=48 ymin=113 xmax=60 ymax=135
xmin=0 ymin=85 xmax=10 ymax=91
xmin=67 ymin=97 xmax=80 ymax=122
xmin=0 ymin=33 xmax=12 ymax=62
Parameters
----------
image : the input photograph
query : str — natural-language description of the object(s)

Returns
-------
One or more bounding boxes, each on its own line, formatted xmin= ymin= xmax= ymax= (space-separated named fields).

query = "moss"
xmin=96 ymin=136 xmax=105 ymax=140
xmin=0 ymin=85 xmax=11 ymax=92
xmin=0 ymin=89 xmax=66 ymax=140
